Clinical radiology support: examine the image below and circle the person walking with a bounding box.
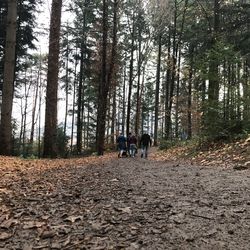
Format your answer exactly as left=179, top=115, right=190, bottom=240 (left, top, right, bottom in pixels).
left=116, top=132, right=127, bottom=157
left=127, top=133, right=137, bottom=157
left=139, top=133, right=152, bottom=158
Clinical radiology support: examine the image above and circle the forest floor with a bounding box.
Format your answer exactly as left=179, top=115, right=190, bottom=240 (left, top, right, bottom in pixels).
left=0, top=137, right=250, bottom=249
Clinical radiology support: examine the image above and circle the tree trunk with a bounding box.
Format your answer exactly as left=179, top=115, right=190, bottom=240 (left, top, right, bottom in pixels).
left=43, top=0, right=62, bottom=158
left=70, top=49, right=78, bottom=153
left=122, top=64, right=126, bottom=135
left=0, top=0, right=17, bottom=156
left=126, top=13, right=135, bottom=138
left=111, top=89, right=116, bottom=145
left=165, top=4, right=177, bottom=140
left=164, top=31, right=171, bottom=139
left=135, top=13, right=143, bottom=138
left=174, top=0, right=188, bottom=138
left=154, top=34, right=162, bottom=146
left=22, top=71, right=32, bottom=154
left=243, top=59, right=250, bottom=128
left=187, top=45, right=194, bottom=139
left=207, top=0, right=220, bottom=134
left=38, top=73, right=43, bottom=158
left=108, top=0, right=118, bottom=145
left=76, top=43, right=84, bottom=154
left=30, top=57, right=41, bottom=145
left=19, top=99, right=24, bottom=154
left=63, top=27, right=70, bottom=139
left=96, top=0, right=108, bottom=155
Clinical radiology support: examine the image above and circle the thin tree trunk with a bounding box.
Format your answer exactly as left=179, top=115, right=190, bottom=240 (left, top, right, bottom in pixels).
left=126, top=13, right=135, bottom=138
left=38, top=74, right=42, bottom=158
left=126, top=15, right=135, bottom=137
left=19, top=99, right=24, bottom=154
left=111, top=89, right=116, bottom=145
left=76, top=44, right=84, bottom=154
left=187, top=46, right=194, bottom=139
left=135, top=14, right=142, bottom=138
left=70, top=49, right=78, bottom=153
left=140, top=64, right=146, bottom=134
left=30, top=57, right=40, bottom=145
left=63, top=26, right=70, bottom=139
left=154, top=34, right=162, bottom=146
left=22, top=72, right=32, bottom=154
left=164, top=31, right=171, bottom=139
left=122, top=63, right=126, bottom=135
left=243, top=59, right=250, bottom=126
left=236, top=63, right=241, bottom=120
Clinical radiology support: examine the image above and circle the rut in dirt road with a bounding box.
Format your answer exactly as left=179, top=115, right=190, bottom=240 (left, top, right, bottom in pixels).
left=0, top=150, right=250, bottom=249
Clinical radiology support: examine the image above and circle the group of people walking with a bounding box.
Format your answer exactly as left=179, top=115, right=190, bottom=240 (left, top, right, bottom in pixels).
left=116, top=132, right=152, bottom=158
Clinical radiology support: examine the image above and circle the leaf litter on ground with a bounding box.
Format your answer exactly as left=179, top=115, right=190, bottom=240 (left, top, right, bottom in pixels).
left=0, top=138, right=250, bottom=249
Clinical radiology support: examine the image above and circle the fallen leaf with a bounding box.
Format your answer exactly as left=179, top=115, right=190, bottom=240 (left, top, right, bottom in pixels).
left=64, top=216, right=83, bottom=223
left=0, top=232, right=12, bottom=240
left=115, top=207, right=132, bottom=214
left=0, top=219, right=18, bottom=229
left=23, top=221, right=45, bottom=229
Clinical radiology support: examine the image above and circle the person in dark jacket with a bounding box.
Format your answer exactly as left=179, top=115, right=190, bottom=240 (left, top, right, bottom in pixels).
left=127, top=133, right=137, bottom=157
left=116, top=133, right=127, bottom=157
left=139, top=133, right=152, bottom=158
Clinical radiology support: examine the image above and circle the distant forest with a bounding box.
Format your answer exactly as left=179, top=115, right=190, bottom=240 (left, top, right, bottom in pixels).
left=0, top=0, right=249, bottom=157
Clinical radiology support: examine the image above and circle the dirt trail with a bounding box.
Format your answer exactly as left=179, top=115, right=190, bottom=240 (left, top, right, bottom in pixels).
left=0, top=149, right=250, bottom=249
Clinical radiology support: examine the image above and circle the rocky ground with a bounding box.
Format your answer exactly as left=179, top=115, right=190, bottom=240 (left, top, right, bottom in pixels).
left=0, top=144, right=250, bottom=249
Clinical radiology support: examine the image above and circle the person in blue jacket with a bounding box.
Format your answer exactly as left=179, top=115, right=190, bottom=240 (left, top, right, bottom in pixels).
left=116, top=133, right=127, bottom=157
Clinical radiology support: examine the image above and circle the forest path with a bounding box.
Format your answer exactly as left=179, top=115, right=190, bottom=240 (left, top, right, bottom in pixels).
left=1, top=149, right=250, bottom=249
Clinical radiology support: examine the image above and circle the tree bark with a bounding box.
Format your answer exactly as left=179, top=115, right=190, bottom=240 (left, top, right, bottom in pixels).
left=96, top=0, right=108, bottom=155
left=135, top=10, right=143, bottom=138
left=154, top=34, right=162, bottom=146
left=164, top=31, right=171, bottom=139
left=30, top=58, right=40, bottom=145
left=207, top=0, right=220, bottom=134
left=63, top=26, right=70, bottom=139
left=165, top=3, right=177, bottom=140
left=126, top=14, right=135, bottom=138
left=70, top=49, right=78, bottom=153
left=0, top=0, right=17, bottom=155
left=187, top=46, right=194, bottom=139
left=43, top=0, right=62, bottom=158
left=108, top=0, right=118, bottom=145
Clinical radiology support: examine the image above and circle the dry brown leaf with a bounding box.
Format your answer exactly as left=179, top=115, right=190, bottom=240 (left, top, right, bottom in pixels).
left=0, top=219, right=18, bottom=229
left=116, top=207, right=132, bottom=214
left=0, top=232, right=12, bottom=240
left=23, top=221, right=45, bottom=229
left=64, top=216, right=83, bottom=223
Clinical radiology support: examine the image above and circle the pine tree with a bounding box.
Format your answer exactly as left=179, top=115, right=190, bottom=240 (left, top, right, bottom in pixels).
left=43, top=0, right=62, bottom=158
left=0, top=0, right=17, bottom=155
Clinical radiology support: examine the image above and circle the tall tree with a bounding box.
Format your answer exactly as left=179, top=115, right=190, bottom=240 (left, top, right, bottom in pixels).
left=43, top=0, right=62, bottom=158
left=154, top=34, right=162, bottom=146
left=126, top=11, right=135, bottom=138
left=206, top=0, right=220, bottom=136
left=96, top=0, right=108, bottom=155
left=0, top=0, right=17, bottom=155
left=108, top=0, right=119, bottom=145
